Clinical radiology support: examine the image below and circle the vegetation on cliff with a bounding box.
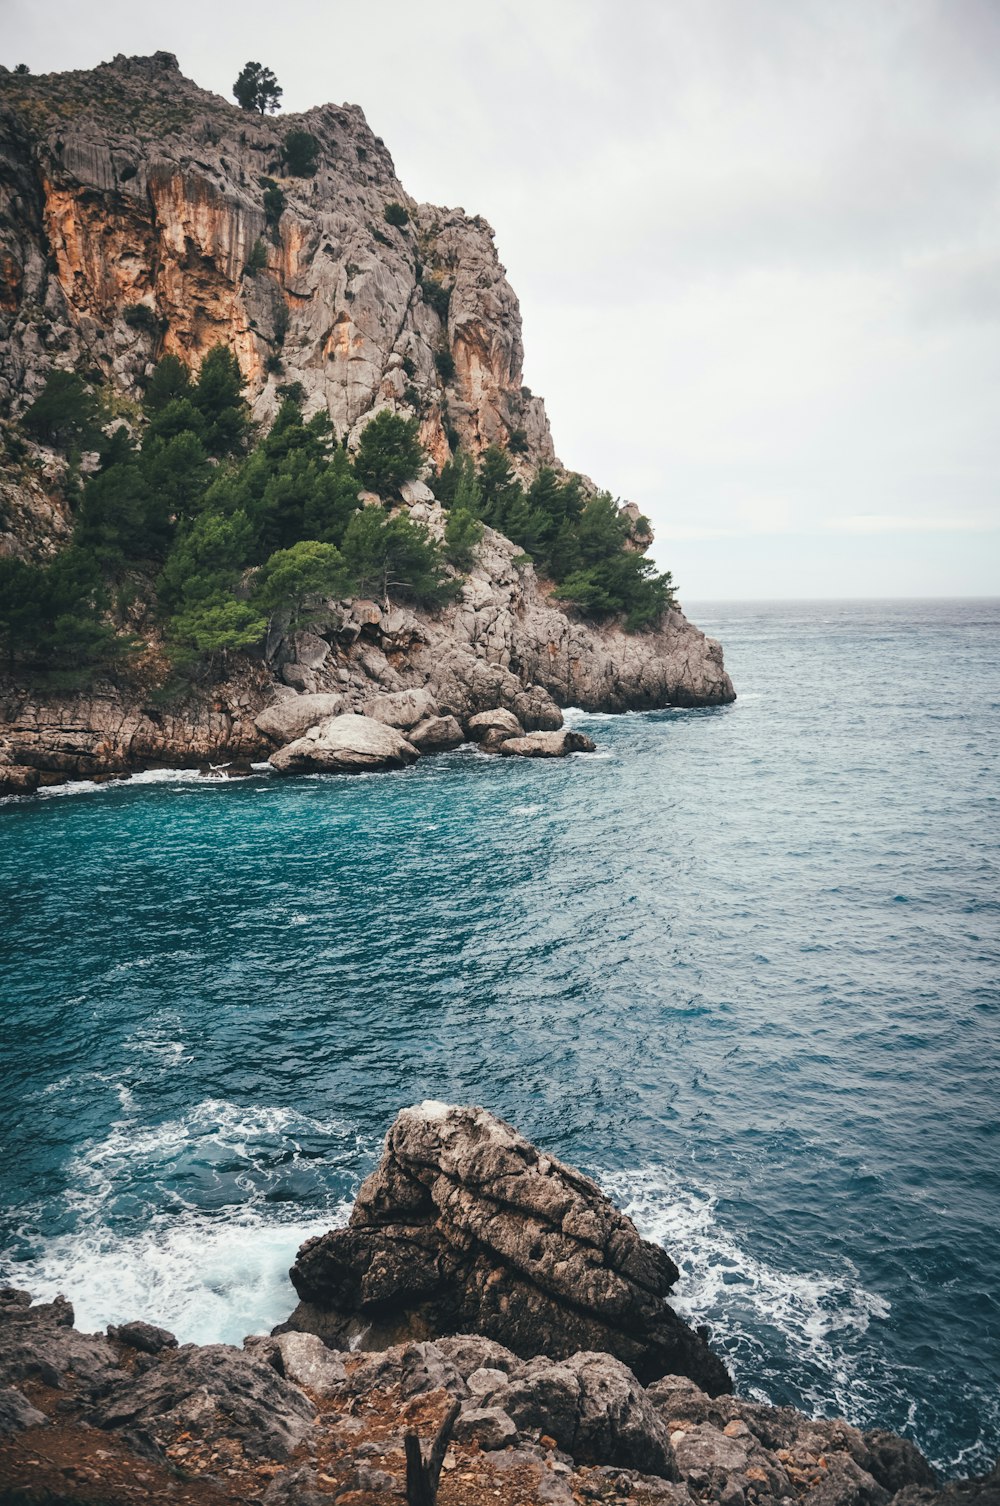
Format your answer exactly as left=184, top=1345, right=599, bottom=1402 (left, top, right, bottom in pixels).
left=0, top=349, right=675, bottom=684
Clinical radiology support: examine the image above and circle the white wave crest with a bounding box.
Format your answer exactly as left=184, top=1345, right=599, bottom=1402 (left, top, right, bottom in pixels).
left=3, top=1098, right=364, bottom=1344
left=603, top=1166, right=890, bottom=1374
left=10, top=1203, right=341, bottom=1346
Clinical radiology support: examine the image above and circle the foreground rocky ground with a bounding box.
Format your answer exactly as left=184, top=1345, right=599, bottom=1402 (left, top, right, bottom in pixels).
left=2, top=1106, right=997, bottom=1506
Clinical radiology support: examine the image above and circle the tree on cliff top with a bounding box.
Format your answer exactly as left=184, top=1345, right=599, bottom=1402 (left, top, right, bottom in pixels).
left=233, top=61, right=282, bottom=115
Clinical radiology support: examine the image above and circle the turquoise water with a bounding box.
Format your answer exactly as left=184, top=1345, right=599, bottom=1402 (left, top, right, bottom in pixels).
left=2, top=599, right=998, bottom=1474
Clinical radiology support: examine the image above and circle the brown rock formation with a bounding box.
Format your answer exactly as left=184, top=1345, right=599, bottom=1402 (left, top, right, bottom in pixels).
left=280, top=1103, right=733, bottom=1395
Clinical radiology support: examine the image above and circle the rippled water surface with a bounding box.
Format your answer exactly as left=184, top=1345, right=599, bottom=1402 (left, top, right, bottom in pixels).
left=2, top=599, right=998, bottom=1474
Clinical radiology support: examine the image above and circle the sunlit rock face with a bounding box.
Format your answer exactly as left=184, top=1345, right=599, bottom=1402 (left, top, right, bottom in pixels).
left=0, top=51, right=555, bottom=468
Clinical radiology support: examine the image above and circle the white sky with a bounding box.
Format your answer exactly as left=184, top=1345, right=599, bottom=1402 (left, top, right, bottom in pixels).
left=4, top=0, right=999, bottom=598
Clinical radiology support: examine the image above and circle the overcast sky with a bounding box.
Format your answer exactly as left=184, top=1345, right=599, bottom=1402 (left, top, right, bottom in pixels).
left=5, top=0, right=999, bottom=597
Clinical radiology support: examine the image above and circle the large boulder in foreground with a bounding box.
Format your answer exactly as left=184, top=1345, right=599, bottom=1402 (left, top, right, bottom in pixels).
left=269, top=713, right=418, bottom=775
left=281, top=1103, right=732, bottom=1394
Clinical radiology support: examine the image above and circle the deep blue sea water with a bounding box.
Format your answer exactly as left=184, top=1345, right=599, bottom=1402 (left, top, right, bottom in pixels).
left=1, top=599, right=998, bottom=1475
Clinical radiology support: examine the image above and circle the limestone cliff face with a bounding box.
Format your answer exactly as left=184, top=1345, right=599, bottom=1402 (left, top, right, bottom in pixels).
left=0, top=51, right=554, bottom=470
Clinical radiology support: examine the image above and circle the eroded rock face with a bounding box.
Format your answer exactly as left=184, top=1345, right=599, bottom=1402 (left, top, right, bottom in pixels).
left=0, top=54, right=556, bottom=473
left=0, top=61, right=734, bottom=780
left=281, top=1103, right=732, bottom=1394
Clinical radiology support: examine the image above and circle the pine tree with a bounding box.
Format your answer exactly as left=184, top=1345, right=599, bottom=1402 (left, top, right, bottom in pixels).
left=233, top=61, right=282, bottom=115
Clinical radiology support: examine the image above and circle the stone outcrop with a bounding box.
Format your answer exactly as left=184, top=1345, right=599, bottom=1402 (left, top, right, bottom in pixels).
left=0, top=52, right=555, bottom=476
left=268, top=712, right=418, bottom=774
left=254, top=691, right=346, bottom=744
left=0, top=1105, right=992, bottom=1506
left=407, top=713, right=465, bottom=751
left=467, top=707, right=525, bottom=741
left=281, top=1102, right=732, bottom=1394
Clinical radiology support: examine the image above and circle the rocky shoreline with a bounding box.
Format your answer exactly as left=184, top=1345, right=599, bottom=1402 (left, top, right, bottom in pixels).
left=1, top=1106, right=995, bottom=1506
left=0, top=517, right=733, bottom=796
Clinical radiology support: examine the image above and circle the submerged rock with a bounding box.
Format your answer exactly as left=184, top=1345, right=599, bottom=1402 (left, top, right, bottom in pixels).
left=268, top=712, right=418, bottom=774
left=281, top=1102, right=732, bottom=1394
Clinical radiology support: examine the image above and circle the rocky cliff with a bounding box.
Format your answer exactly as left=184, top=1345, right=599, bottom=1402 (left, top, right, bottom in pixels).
left=1, top=1107, right=994, bottom=1506
left=0, top=50, right=554, bottom=471
left=0, top=53, right=734, bottom=794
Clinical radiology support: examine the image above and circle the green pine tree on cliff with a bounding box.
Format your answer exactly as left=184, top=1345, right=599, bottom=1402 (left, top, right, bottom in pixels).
left=233, top=61, right=282, bottom=115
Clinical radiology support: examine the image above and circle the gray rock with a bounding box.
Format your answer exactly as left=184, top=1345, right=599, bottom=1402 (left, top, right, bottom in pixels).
left=269, top=713, right=419, bottom=774
left=292, top=632, right=331, bottom=671
left=281, top=663, right=317, bottom=692
left=466, top=708, right=523, bottom=741
left=498, top=730, right=597, bottom=757
left=284, top=1103, right=730, bottom=1394
left=433, top=1334, right=522, bottom=1378
left=495, top=1351, right=678, bottom=1477
left=0, top=1385, right=48, bottom=1435
left=862, top=1430, right=938, bottom=1492
left=255, top=692, right=346, bottom=744
left=453, top=1405, right=518, bottom=1450
left=803, top=1454, right=889, bottom=1506
left=340, top=1340, right=467, bottom=1402
left=408, top=714, right=465, bottom=751
left=467, top=1365, right=511, bottom=1399
left=0, top=1294, right=120, bottom=1395
left=93, top=1342, right=314, bottom=1460
left=271, top=1331, right=346, bottom=1396
left=363, top=686, right=439, bottom=730
left=400, top=479, right=436, bottom=505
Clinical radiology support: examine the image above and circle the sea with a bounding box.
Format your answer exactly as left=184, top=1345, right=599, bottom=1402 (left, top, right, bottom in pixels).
left=1, top=598, right=998, bottom=1475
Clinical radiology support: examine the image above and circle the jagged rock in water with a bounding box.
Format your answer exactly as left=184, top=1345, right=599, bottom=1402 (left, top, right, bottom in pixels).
left=498, top=729, right=597, bottom=757
left=268, top=711, right=418, bottom=774
left=280, top=1102, right=733, bottom=1394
